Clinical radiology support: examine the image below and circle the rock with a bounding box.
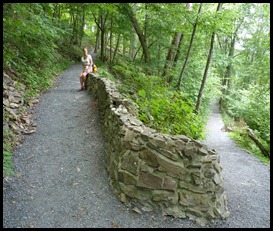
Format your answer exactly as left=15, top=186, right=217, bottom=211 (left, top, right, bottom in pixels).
left=3, top=99, right=10, bottom=107
left=22, top=129, right=36, bottom=135
left=8, top=95, right=15, bottom=102
left=21, top=116, right=31, bottom=124
left=6, top=107, right=18, bottom=117
left=10, top=91, right=22, bottom=98
left=10, top=123, right=21, bottom=134
left=32, top=99, right=39, bottom=104
left=9, top=103, right=20, bottom=108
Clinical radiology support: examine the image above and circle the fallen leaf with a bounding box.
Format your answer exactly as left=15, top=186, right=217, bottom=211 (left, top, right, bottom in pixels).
left=111, top=221, right=119, bottom=228
left=72, top=182, right=79, bottom=186
left=132, top=207, right=142, bottom=214
left=24, top=155, right=34, bottom=161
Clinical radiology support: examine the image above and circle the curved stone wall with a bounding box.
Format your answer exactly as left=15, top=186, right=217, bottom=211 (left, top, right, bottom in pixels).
left=86, top=73, right=229, bottom=226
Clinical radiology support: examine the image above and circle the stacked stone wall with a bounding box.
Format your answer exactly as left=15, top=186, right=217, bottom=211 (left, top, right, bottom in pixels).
left=86, top=73, right=229, bottom=225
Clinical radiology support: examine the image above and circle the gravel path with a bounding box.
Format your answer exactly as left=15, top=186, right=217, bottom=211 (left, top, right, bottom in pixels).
left=3, top=64, right=270, bottom=228
left=202, top=101, right=270, bottom=228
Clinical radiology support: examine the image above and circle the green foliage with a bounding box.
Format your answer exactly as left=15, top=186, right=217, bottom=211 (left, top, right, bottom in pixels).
left=3, top=128, right=17, bottom=177
left=4, top=4, right=69, bottom=67
left=221, top=111, right=270, bottom=164
left=110, top=59, right=205, bottom=140
left=3, top=3, right=72, bottom=102
left=137, top=89, right=205, bottom=139
left=224, top=86, right=270, bottom=145
left=228, top=131, right=269, bottom=165
left=3, top=3, right=73, bottom=175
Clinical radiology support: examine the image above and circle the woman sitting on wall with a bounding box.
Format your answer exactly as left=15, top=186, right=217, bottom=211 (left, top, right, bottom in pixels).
left=79, top=47, right=93, bottom=91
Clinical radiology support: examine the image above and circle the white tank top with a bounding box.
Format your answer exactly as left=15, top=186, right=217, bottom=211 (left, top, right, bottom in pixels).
left=81, top=55, right=92, bottom=68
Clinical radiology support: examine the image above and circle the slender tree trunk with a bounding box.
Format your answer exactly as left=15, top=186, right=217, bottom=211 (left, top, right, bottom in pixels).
left=99, top=12, right=108, bottom=62
left=129, top=30, right=136, bottom=58
left=219, top=17, right=244, bottom=110
left=247, top=128, right=270, bottom=158
left=133, top=44, right=142, bottom=61
left=173, top=33, right=184, bottom=69
left=122, top=3, right=150, bottom=63
left=177, top=3, right=203, bottom=90
left=162, top=32, right=182, bottom=77
left=157, top=37, right=162, bottom=75
left=80, top=6, right=85, bottom=47
left=100, top=14, right=104, bottom=60
left=58, top=3, right=61, bottom=22
left=195, top=3, right=222, bottom=113
left=69, top=7, right=75, bottom=47
left=112, top=33, right=121, bottom=64
left=167, top=34, right=184, bottom=84
left=225, top=36, right=235, bottom=92
left=74, top=4, right=80, bottom=45
left=129, top=3, right=137, bottom=59
left=103, top=30, right=108, bottom=62
left=222, top=37, right=235, bottom=97
left=53, top=4, right=58, bottom=18
left=144, top=3, right=148, bottom=45
left=94, top=14, right=101, bottom=53
left=109, top=14, right=113, bottom=67
left=123, top=36, right=126, bottom=55
left=95, top=28, right=100, bottom=53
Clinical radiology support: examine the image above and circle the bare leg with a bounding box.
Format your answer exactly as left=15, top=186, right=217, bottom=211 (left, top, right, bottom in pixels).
left=82, top=75, right=86, bottom=89
left=79, top=74, right=84, bottom=90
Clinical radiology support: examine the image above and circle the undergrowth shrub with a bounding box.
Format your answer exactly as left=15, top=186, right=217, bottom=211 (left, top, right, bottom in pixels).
left=111, top=62, right=205, bottom=140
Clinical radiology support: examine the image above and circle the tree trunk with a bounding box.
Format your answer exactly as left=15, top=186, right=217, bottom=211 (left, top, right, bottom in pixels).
left=80, top=6, right=85, bottom=47
left=129, top=4, right=137, bottom=59
left=144, top=3, right=148, bottom=45
left=173, top=33, right=184, bottom=69
left=219, top=17, right=244, bottom=110
left=167, top=33, right=184, bottom=84
left=104, top=30, right=108, bottom=60
left=100, top=14, right=104, bottom=60
left=74, top=4, right=80, bottom=45
left=58, top=3, right=61, bottom=22
left=122, top=3, right=151, bottom=63
left=129, top=30, right=136, bottom=58
left=133, top=44, right=142, bottom=61
left=99, top=12, right=108, bottom=62
left=247, top=128, right=270, bottom=158
left=157, top=36, right=162, bottom=75
left=195, top=3, right=222, bottom=113
left=53, top=3, right=58, bottom=18
left=112, top=33, right=121, bottom=64
left=123, top=35, right=126, bottom=55
left=177, top=3, right=203, bottom=91
left=69, top=4, right=75, bottom=47
left=94, top=23, right=100, bottom=53
left=162, top=32, right=182, bottom=78
left=109, top=14, right=113, bottom=68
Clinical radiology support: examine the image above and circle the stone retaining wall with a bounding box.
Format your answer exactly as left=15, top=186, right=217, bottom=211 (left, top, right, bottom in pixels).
left=86, top=73, right=229, bottom=226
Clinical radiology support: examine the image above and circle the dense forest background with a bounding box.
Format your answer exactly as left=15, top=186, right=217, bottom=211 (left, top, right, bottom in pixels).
left=3, top=3, right=270, bottom=176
